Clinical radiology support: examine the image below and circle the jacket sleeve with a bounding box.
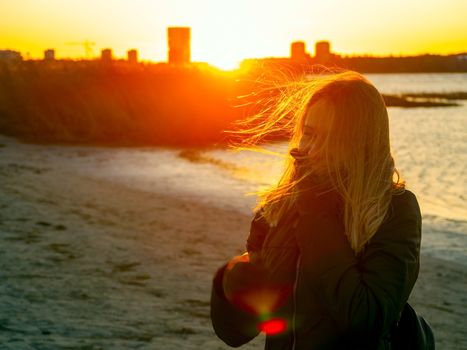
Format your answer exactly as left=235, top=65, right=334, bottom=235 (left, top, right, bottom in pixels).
left=246, top=209, right=270, bottom=252
left=294, top=190, right=421, bottom=341
left=210, top=264, right=260, bottom=347
left=210, top=213, right=268, bottom=347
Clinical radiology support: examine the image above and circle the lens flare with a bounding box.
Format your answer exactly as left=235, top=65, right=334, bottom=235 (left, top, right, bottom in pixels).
left=231, top=285, right=292, bottom=316
left=257, top=318, right=288, bottom=335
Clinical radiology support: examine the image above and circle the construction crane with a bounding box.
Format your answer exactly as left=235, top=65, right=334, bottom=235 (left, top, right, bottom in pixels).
left=65, top=40, right=96, bottom=59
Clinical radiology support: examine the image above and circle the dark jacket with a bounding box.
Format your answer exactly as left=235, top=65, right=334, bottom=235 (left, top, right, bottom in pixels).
left=210, top=189, right=422, bottom=349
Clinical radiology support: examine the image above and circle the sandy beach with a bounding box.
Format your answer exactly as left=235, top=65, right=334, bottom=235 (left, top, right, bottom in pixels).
left=0, top=138, right=465, bottom=349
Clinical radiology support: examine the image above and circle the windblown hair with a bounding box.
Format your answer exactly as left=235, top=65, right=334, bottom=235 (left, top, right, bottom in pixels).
left=240, top=70, right=404, bottom=254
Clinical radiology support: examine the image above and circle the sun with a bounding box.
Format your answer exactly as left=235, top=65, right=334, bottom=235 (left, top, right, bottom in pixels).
left=203, top=55, right=243, bottom=71
left=191, top=29, right=251, bottom=71
left=190, top=30, right=282, bottom=71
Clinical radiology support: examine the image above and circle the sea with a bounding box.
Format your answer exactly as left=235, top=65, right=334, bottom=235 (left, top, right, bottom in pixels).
left=62, top=73, right=467, bottom=266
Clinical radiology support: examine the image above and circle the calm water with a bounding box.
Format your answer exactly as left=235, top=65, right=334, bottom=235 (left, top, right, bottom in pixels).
left=69, top=73, right=467, bottom=265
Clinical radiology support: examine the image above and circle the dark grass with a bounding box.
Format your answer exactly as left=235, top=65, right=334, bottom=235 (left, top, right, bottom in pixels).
left=0, top=61, right=464, bottom=147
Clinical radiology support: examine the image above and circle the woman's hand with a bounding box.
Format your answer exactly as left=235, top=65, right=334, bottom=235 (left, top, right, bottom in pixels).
left=223, top=252, right=266, bottom=302
left=290, top=148, right=342, bottom=215
left=222, top=252, right=293, bottom=315
left=290, top=148, right=331, bottom=190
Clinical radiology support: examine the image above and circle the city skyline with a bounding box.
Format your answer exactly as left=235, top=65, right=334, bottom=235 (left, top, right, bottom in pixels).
left=2, top=36, right=466, bottom=74
left=2, top=0, right=466, bottom=69
left=1, top=31, right=338, bottom=65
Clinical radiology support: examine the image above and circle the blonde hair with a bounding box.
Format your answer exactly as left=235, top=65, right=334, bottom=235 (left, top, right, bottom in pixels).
left=239, top=70, right=404, bottom=254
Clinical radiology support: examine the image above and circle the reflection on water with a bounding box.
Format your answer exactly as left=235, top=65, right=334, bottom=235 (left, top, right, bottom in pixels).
left=389, top=105, right=467, bottom=221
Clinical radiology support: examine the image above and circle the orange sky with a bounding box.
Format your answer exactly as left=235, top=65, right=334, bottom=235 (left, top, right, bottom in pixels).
left=1, top=0, right=466, bottom=69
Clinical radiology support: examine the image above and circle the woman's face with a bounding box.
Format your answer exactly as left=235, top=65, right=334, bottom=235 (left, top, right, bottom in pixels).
left=298, top=99, right=333, bottom=163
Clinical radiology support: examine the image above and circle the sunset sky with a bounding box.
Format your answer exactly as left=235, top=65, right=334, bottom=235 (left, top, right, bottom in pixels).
left=2, top=0, right=466, bottom=69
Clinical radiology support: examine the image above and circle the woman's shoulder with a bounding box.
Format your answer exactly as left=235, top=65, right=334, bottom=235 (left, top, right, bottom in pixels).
left=360, top=189, right=422, bottom=261
left=391, top=188, right=418, bottom=205
left=387, top=188, right=421, bottom=222
left=376, top=188, right=422, bottom=242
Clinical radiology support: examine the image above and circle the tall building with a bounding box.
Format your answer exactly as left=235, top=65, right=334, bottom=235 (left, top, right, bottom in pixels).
left=315, top=41, right=331, bottom=63
left=101, top=48, right=113, bottom=63
left=127, top=49, right=138, bottom=64
left=167, top=27, right=191, bottom=65
left=44, top=49, right=55, bottom=61
left=291, top=41, right=308, bottom=62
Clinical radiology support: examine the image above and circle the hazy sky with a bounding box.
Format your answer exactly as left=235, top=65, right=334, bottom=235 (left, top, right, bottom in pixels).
left=2, top=0, right=466, bottom=69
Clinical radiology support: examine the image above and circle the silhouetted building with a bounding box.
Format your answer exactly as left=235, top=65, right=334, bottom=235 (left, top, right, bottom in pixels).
left=167, top=27, right=191, bottom=65
left=127, top=49, right=138, bottom=64
left=291, top=41, right=309, bottom=62
left=44, top=49, right=55, bottom=61
left=0, top=49, right=22, bottom=63
left=315, top=41, right=331, bottom=63
left=101, top=48, right=113, bottom=63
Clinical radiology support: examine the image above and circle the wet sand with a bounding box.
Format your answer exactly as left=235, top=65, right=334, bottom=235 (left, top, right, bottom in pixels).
left=0, top=140, right=465, bottom=349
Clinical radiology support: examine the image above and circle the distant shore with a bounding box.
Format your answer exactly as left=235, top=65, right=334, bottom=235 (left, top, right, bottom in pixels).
left=0, top=137, right=466, bottom=349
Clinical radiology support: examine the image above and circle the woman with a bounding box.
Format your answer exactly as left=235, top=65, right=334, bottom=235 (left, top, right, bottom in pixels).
left=210, top=71, right=425, bottom=349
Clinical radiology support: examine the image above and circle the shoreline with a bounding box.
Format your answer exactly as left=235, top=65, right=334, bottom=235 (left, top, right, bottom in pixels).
left=0, top=139, right=466, bottom=348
